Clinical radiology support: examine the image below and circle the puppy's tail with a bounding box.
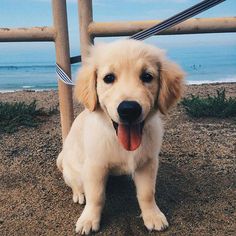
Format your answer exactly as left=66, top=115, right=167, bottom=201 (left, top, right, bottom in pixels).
left=56, top=152, right=64, bottom=172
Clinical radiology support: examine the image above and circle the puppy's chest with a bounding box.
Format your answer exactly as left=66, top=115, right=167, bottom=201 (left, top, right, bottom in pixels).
left=108, top=151, right=149, bottom=175
left=85, top=115, right=158, bottom=174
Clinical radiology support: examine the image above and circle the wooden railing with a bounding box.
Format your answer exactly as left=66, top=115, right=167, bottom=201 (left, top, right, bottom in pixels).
left=0, top=0, right=235, bottom=141
left=0, top=0, right=74, bottom=142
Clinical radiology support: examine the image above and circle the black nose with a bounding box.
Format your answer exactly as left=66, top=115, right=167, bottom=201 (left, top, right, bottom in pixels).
left=117, top=101, right=142, bottom=123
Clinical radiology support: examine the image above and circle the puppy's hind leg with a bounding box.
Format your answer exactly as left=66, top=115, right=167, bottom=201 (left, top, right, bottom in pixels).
left=63, top=167, right=85, bottom=205
left=71, top=181, right=85, bottom=205
left=56, top=151, right=64, bottom=172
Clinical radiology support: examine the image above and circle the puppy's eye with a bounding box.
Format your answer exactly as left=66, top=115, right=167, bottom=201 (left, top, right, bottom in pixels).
left=103, top=73, right=115, bottom=84
left=140, top=71, right=153, bottom=83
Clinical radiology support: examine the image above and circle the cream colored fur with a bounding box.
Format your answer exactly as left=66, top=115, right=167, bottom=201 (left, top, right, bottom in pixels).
left=57, top=39, right=185, bottom=235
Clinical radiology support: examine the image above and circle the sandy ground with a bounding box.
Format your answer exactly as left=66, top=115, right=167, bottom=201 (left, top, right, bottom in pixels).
left=0, top=83, right=235, bottom=236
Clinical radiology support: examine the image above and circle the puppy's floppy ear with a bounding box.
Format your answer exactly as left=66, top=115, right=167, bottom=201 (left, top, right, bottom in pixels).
left=157, top=60, right=185, bottom=114
left=74, top=64, right=97, bottom=111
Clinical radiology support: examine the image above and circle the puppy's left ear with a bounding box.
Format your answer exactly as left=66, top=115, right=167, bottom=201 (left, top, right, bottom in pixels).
left=157, top=60, right=185, bottom=114
left=74, top=64, right=97, bottom=111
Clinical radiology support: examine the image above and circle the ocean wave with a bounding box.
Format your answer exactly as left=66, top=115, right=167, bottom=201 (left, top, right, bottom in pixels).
left=0, top=64, right=80, bottom=70
left=22, top=85, right=35, bottom=89
left=0, top=88, right=57, bottom=93
left=0, top=65, right=56, bottom=70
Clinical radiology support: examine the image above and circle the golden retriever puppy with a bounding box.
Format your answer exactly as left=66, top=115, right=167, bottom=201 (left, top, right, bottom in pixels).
left=57, top=39, right=185, bottom=234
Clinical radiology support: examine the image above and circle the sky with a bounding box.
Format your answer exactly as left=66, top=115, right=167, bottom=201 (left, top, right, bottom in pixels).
left=0, top=0, right=235, bottom=64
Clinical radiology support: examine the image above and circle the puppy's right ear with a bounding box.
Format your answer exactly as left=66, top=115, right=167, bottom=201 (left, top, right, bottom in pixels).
left=157, top=60, right=185, bottom=114
left=74, top=64, right=97, bottom=111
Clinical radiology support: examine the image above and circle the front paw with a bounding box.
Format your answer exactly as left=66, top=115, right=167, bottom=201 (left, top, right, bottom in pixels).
left=75, top=206, right=101, bottom=235
left=142, top=208, right=169, bottom=231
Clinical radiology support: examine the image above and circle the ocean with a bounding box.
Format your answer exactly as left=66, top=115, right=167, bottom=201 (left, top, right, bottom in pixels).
left=0, top=44, right=235, bottom=92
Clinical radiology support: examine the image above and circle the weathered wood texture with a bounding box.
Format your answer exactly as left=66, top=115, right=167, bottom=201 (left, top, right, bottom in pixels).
left=0, top=27, right=55, bottom=42
left=89, top=17, right=236, bottom=37
left=78, top=0, right=94, bottom=59
left=52, top=0, right=74, bottom=141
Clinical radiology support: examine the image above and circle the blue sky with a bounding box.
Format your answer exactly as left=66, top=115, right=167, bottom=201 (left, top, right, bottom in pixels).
left=0, top=0, right=235, bottom=64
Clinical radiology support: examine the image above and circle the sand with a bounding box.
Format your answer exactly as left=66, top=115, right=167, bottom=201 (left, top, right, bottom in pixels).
left=0, top=83, right=235, bottom=236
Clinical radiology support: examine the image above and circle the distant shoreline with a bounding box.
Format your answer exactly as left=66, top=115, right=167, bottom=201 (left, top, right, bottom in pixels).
left=0, top=81, right=236, bottom=94
left=0, top=88, right=57, bottom=94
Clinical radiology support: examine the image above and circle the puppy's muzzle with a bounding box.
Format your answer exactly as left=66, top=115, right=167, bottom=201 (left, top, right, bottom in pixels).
left=117, top=101, right=142, bottom=123
left=113, top=101, right=143, bottom=152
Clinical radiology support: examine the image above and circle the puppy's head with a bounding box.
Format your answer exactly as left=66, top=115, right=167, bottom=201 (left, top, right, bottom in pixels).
left=75, top=40, right=185, bottom=151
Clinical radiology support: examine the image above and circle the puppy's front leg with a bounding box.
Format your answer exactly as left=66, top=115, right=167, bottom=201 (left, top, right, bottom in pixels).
left=134, top=158, right=169, bottom=231
left=76, top=162, right=108, bottom=235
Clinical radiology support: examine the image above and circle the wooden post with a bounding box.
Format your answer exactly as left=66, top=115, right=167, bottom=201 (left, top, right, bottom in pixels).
left=78, top=0, right=94, bottom=60
left=52, top=0, right=74, bottom=142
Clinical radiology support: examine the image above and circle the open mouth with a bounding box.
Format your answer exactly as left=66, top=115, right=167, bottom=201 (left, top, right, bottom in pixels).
left=112, top=121, right=145, bottom=151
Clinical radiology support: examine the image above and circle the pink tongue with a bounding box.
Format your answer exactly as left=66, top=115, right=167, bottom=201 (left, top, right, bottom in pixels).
left=117, top=123, right=142, bottom=151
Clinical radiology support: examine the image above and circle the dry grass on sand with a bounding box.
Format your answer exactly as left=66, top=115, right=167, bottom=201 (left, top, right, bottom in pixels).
left=0, top=83, right=235, bottom=236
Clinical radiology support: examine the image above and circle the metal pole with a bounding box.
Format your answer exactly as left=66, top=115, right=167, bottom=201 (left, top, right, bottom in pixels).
left=52, top=0, right=74, bottom=142
left=78, top=0, right=94, bottom=60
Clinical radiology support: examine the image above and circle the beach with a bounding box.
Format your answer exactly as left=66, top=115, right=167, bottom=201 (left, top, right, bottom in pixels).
left=0, top=82, right=235, bottom=235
